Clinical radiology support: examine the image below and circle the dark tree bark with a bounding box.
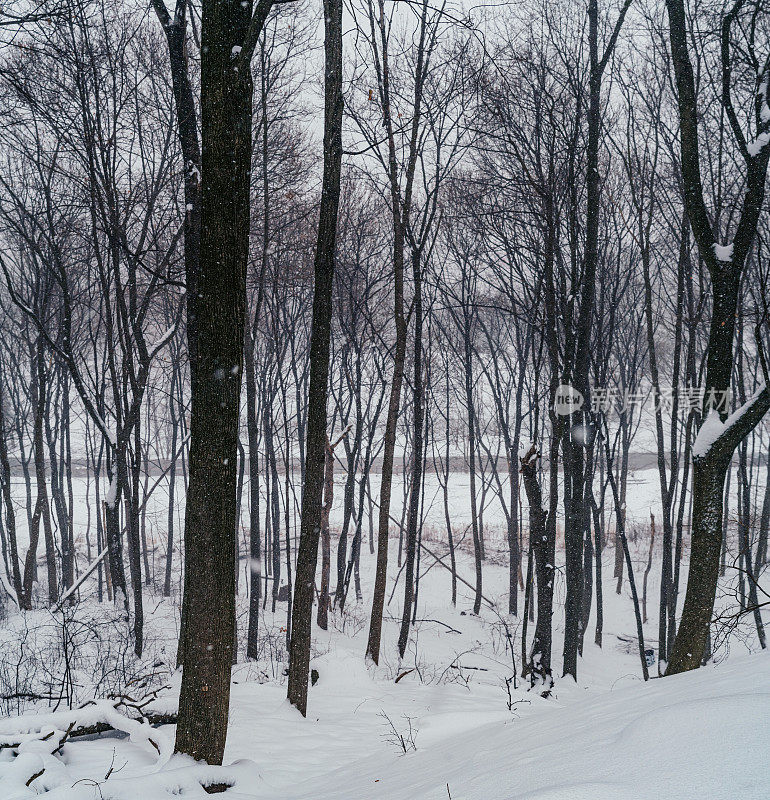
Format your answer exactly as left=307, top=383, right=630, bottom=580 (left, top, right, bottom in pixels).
left=520, top=445, right=554, bottom=688
left=151, top=0, right=202, bottom=373
left=590, top=490, right=603, bottom=647
left=398, top=248, right=425, bottom=657
left=0, top=373, right=22, bottom=604
left=164, top=359, right=180, bottom=598
left=665, top=0, right=770, bottom=674
left=317, top=437, right=337, bottom=630
left=264, top=397, right=281, bottom=612
left=175, top=0, right=276, bottom=764
left=245, top=320, right=262, bottom=660
left=563, top=0, right=632, bottom=680
left=757, top=457, right=770, bottom=570
left=462, top=300, right=483, bottom=616
left=643, top=513, right=655, bottom=624
left=30, top=345, right=57, bottom=605
left=364, top=0, right=409, bottom=666
left=286, top=0, right=343, bottom=716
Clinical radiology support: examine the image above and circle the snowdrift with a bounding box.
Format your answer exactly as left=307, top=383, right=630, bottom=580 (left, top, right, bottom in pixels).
left=2, top=651, right=768, bottom=799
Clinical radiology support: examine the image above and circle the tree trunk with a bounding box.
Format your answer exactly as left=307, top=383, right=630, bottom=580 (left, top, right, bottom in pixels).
left=32, top=350, right=57, bottom=604
left=287, top=0, right=343, bottom=716
left=317, top=438, right=334, bottom=630
left=643, top=513, right=655, bottom=624
left=0, top=377, right=22, bottom=604
left=151, top=0, right=202, bottom=374
left=175, top=0, right=256, bottom=763
left=667, top=457, right=728, bottom=673
left=398, top=249, right=424, bottom=657
left=463, top=313, right=483, bottom=616
left=245, top=325, right=262, bottom=660
left=520, top=446, right=553, bottom=688
left=757, top=457, right=770, bottom=570
left=664, top=0, right=770, bottom=673
left=364, top=0, right=412, bottom=666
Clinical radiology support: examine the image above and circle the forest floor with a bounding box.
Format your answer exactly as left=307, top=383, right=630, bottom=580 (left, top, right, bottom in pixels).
left=1, top=469, right=768, bottom=798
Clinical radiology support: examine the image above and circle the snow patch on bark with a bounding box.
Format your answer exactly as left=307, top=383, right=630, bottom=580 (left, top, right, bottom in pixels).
left=712, top=242, right=734, bottom=261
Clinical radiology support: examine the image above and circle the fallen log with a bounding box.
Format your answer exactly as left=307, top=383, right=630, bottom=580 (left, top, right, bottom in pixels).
left=0, top=697, right=177, bottom=752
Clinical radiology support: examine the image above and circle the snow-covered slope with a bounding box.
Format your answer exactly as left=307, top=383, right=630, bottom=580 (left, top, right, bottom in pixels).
left=250, top=652, right=770, bottom=800
left=4, top=650, right=767, bottom=799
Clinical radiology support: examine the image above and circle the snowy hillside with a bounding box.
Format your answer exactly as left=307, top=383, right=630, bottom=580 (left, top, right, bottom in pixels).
left=3, top=648, right=768, bottom=799
left=267, top=652, right=770, bottom=800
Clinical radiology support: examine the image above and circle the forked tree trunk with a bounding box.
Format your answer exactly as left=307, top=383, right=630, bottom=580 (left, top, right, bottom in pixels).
left=151, top=0, right=202, bottom=373
left=664, top=0, right=770, bottom=674
left=364, top=67, right=408, bottom=668
left=563, top=0, right=631, bottom=680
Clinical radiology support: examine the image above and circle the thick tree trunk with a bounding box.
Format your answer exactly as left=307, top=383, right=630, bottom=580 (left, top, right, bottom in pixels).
left=664, top=0, right=770, bottom=672
left=667, top=458, right=728, bottom=673
left=174, top=0, right=255, bottom=763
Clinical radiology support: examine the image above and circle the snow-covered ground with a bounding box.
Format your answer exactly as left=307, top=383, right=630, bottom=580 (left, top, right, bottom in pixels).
left=1, top=467, right=768, bottom=798
left=3, top=582, right=769, bottom=798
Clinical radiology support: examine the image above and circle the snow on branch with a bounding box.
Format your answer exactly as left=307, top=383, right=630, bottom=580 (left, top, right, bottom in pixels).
left=692, top=383, right=770, bottom=461
left=747, top=131, right=770, bottom=156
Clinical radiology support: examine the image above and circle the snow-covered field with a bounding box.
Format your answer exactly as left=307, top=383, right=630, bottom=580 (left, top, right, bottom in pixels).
left=2, top=463, right=728, bottom=583
left=1, top=468, right=768, bottom=798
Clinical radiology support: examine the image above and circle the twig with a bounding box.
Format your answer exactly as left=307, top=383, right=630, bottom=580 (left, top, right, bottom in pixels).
left=395, top=668, right=415, bottom=683
left=26, top=768, right=44, bottom=787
